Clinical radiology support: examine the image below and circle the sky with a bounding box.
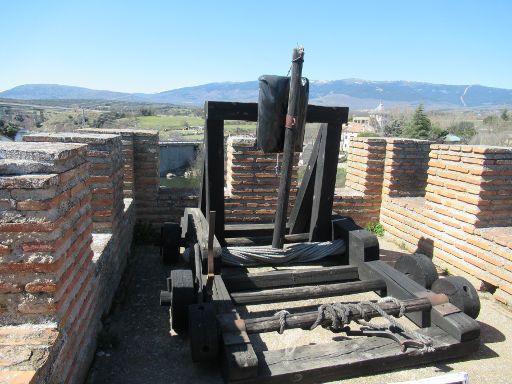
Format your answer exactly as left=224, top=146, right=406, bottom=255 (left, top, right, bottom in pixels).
left=1, top=0, right=511, bottom=93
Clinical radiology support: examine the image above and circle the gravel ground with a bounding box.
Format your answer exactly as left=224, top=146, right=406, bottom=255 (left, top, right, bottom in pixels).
left=86, top=244, right=512, bottom=384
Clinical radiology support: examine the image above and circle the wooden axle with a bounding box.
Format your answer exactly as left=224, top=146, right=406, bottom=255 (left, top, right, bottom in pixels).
left=225, top=232, right=310, bottom=247
left=222, top=265, right=359, bottom=291
left=230, top=279, right=386, bottom=305
left=219, top=297, right=433, bottom=334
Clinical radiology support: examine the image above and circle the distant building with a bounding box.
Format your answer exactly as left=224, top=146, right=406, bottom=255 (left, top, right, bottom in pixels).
left=341, top=122, right=375, bottom=152
left=352, top=116, right=370, bottom=125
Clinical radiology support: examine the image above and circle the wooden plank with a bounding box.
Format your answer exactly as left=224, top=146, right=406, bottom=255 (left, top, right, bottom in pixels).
left=204, top=117, right=225, bottom=244
left=205, top=101, right=349, bottom=124
left=198, top=157, right=206, bottom=214
left=222, top=265, right=358, bottom=291
left=309, top=123, right=342, bottom=242
left=225, top=223, right=292, bottom=238
left=185, top=208, right=222, bottom=272
left=287, top=127, right=322, bottom=234
left=358, top=260, right=480, bottom=341
left=224, top=232, right=309, bottom=247
left=236, top=297, right=432, bottom=334
left=209, top=275, right=259, bottom=381
left=233, top=326, right=478, bottom=384
left=230, top=279, right=386, bottom=305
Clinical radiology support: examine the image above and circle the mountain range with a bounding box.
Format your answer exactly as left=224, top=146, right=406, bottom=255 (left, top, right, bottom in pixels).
left=1, top=79, right=512, bottom=109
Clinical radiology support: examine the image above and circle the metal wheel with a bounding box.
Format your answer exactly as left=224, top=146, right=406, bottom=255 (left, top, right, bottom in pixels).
left=431, top=276, right=480, bottom=319
left=394, top=254, right=439, bottom=288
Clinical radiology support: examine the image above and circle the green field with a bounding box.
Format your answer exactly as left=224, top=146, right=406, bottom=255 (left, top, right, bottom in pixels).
left=117, top=115, right=257, bottom=140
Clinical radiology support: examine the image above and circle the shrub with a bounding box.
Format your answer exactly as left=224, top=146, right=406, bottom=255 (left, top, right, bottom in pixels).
left=365, top=221, right=385, bottom=237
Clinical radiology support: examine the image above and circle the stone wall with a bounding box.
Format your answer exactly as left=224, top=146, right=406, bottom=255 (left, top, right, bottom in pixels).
left=377, top=143, right=512, bottom=307
left=0, top=137, right=135, bottom=383
left=23, top=133, right=125, bottom=234
left=335, top=137, right=387, bottom=226
left=225, top=136, right=298, bottom=223
left=78, top=128, right=160, bottom=224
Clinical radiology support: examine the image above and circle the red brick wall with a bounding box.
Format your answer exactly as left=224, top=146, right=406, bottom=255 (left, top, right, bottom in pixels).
left=379, top=143, right=512, bottom=307
left=225, top=136, right=298, bottom=223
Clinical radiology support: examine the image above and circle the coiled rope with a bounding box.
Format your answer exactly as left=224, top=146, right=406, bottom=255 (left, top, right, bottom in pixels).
left=273, top=297, right=434, bottom=352
left=221, top=239, right=345, bottom=267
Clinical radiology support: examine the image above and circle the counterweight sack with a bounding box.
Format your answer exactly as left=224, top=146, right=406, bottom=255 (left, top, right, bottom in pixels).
left=256, top=75, right=309, bottom=153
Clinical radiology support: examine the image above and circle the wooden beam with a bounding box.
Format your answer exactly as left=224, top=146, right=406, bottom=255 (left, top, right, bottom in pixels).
left=222, top=265, right=359, bottom=291
left=221, top=297, right=432, bottom=334
left=309, top=123, right=342, bottom=242
left=230, top=279, right=386, bottom=305
left=184, top=208, right=222, bottom=272
left=204, top=101, right=349, bottom=124
left=204, top=116, right=225, bottom=244
left=272, top=47, right=305, bottom=249
left=207, top=275, right=258, bottom=381
left=224, top=232, right=309, bottom=247
left=225, top=223, right=289, bottom=238
left=238, top=327, right=478, bottom=384
left=287, top=127, right=322, bottom=234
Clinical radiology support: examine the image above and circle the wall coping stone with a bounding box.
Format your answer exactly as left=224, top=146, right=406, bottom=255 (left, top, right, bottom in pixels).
left=0, top=142, right=87, bottom=162
left=24, top=132, right=120, bottom=144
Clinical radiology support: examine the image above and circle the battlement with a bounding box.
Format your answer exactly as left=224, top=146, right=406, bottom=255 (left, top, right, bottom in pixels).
left=2, top=130, right=512, bottom=383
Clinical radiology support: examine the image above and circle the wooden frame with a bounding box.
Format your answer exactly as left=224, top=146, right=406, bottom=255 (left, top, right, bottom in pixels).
left=164, top=101, right=480, bottom=384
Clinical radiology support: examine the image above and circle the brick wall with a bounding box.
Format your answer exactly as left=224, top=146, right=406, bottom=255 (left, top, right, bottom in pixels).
left=378, top=142, right=512, bottom=307
left=79, top=128, right=134, bottom=198
left=0, top=139, right=135, bottom=384
left=23, top=132, right=125, bottom=234
left=78, top=128, right=160, bottom=224
left=382, top=138, right=432, bottom=198
left=335, top=137, right=387, bottom=226
left=225, top=136, right=298, bottom=223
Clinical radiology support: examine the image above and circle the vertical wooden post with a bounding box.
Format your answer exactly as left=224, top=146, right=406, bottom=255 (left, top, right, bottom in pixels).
left=272, top=47, right=305, bottom=249
left=203, top=103, right=225, bottom=244
left=309, top=122, right=342, bottom=241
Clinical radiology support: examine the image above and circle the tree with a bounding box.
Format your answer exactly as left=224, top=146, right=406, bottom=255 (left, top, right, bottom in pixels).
left=383, top=119, right=404, bottom=137
left=402, top=105, right=432, bottom=139
left=448, top=121, right=477, bottom=143
left=0, top=120, right=20, bottom=139
left=430, top=125, right=449, bottom=142
left=501, top=109, right=509, bottom=121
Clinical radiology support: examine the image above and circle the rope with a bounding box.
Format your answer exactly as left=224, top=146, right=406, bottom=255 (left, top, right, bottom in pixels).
left=274, top=297, right=434, bottom=352
left=273, top=310, right=290, bottom=334
left=221, top=239, right=345, bottom=267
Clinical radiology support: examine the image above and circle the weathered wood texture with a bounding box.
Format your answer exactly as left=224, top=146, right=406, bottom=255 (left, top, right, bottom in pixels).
left=225, top=223, right=289, bottom=238
left=184, top=208, right=222, bottom=272
left=309, top=123, right=342, bottom=242
left=232, top=297, right=431, bottom=334
left=288, top=128, right=322, bottom=234
left=205, top=101, right=348, bottom=124
left=233, top=326, right=478, bottom=384
left=222, top=265, right=358, bottom=291
left=272, top=48, right=305, bottom=249
left=207, top=275, right=259, bottom=381
left=230, top=279, right=386, bottom=305
left=202, top=117, right=225, bottom=243
left=224, top=232, right=309, bottom=247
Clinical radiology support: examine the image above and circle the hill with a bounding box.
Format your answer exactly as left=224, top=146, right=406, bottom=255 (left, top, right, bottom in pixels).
left=2, top=80, right=512, bottom=108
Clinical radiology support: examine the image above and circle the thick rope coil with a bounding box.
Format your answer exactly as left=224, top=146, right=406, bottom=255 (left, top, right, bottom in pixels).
left=274, top=310, right=291, bottom=334
left=306, top=297, right=434, bottom=352
left=221, top=239, right=345, bottom=267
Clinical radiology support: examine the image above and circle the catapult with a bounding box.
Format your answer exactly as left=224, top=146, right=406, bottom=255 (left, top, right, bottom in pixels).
left=160, top=48, right=480, bottom=383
